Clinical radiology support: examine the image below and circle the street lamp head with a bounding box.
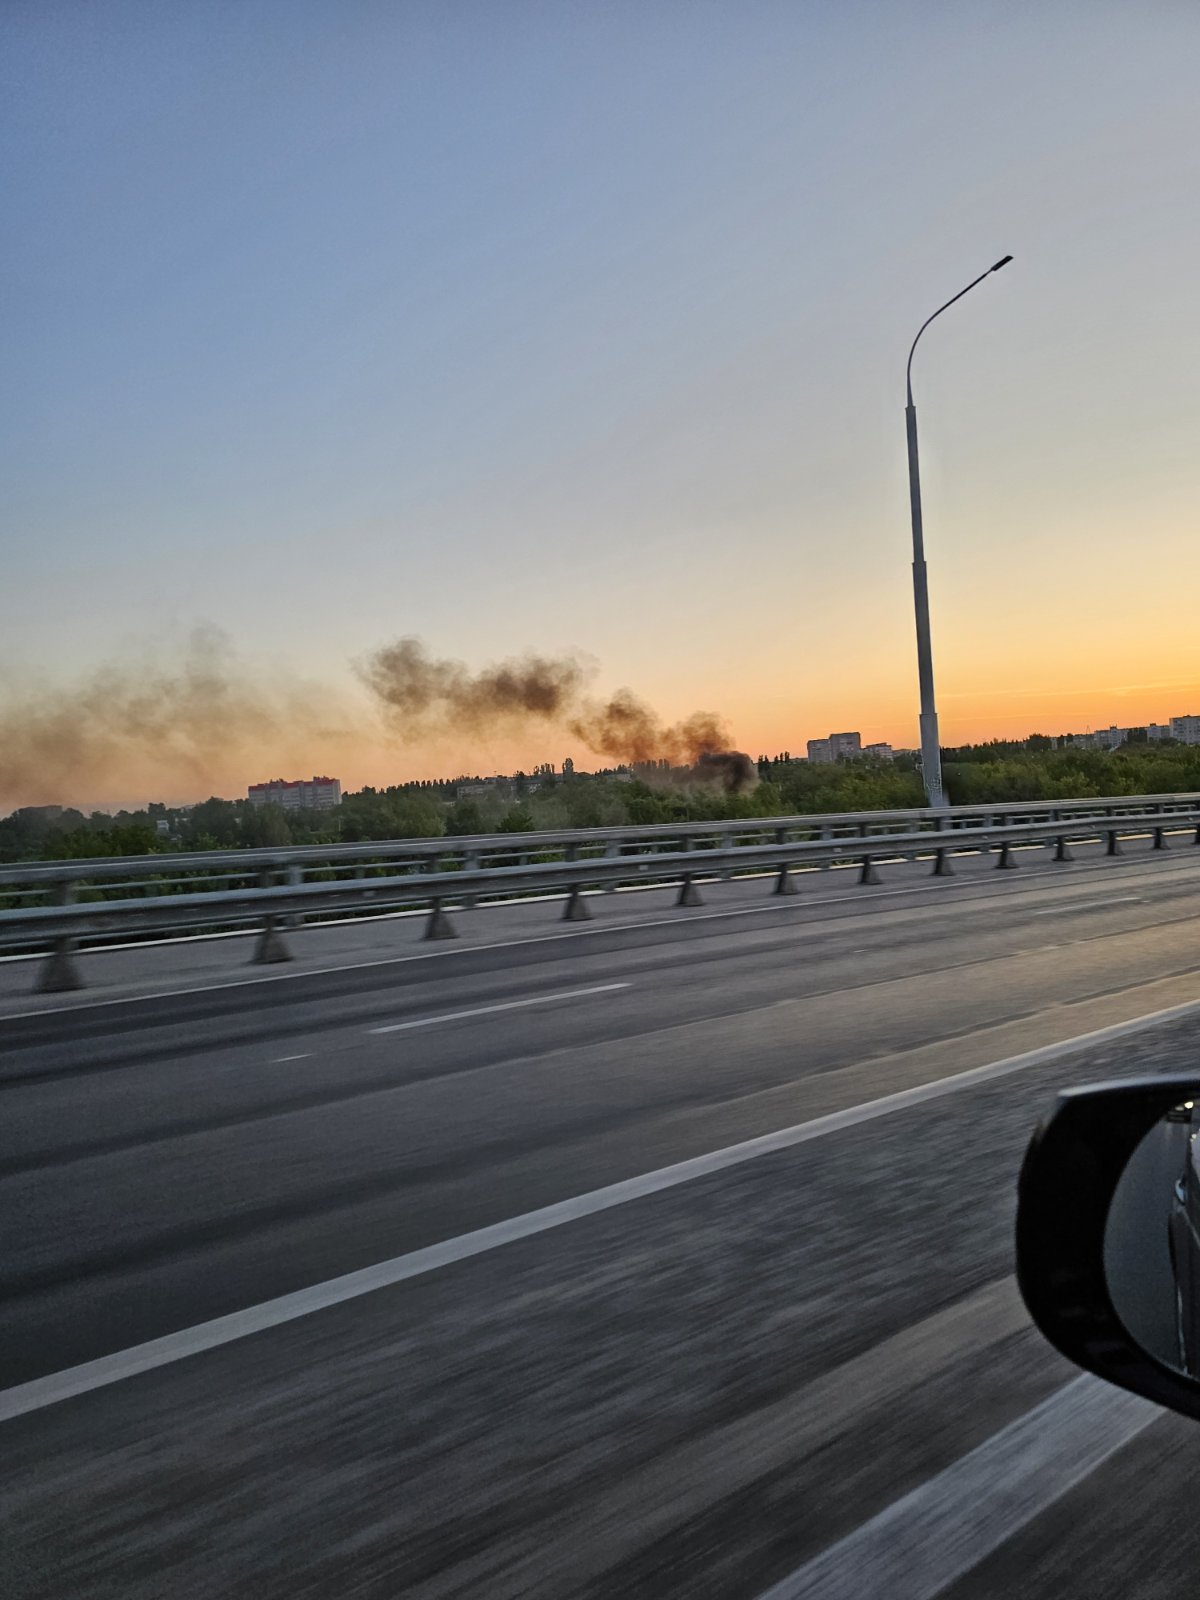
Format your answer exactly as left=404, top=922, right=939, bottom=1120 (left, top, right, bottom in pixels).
left=906, top=252, right=1015, bottom=403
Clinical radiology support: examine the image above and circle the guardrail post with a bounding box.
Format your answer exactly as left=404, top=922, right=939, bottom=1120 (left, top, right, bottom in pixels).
left=253, top=870, right=293, bottom=962
left=858, top=856, right=881, bottom=886
left=1106, top=829, right=1122, bottom=856
left=931, top=846, right=955, bottom=877
left=603, top=839, right=621, bottom=892
left=461, top=851, right=480, bottom=908
left=284, top=864, right=303, bottom=928
left=1152, top=826, right=1169, bottom=851
left=718, top=833, right=735, bottom=881
left=772, top=865, right=798, bottom=896
left=424, top=899, right=459, bottom=939
left=1054, top=836, right=1074, bottom=863
left=36, top=879, right=85, bottom=993
left=676, top=874, right=703, bottom=907
left=996, top=841, right=1019, bottom=869
left=563, top=884, right=592, bottom=921
left=254, top=915, right=293, bottom=963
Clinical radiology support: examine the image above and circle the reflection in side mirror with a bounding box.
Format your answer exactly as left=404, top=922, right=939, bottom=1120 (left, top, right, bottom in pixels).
left=1017, top=1075, right=1200, bottom=1424
left=1105, top=1101, right=1200, bottom=1376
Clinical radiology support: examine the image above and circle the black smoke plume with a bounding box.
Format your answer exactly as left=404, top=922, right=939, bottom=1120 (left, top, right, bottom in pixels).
left=360, top=638, right=745, bottom=776
left=358, top=638, right=586, bottom=731
left=693, top=749, right=759, bottom=794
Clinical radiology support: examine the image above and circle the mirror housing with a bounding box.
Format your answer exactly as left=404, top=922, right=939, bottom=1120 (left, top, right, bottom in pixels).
left=1017, top=1074, right=1200, bottom=1422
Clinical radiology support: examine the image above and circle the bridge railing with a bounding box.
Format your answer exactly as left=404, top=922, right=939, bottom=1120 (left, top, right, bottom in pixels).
left=2, top=790, right=1198, bottom=898
left=2, top=797, right=1198, bottom=994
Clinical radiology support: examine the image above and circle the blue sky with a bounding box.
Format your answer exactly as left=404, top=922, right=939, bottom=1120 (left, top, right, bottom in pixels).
left=3, top=2, right=1199, bottom=798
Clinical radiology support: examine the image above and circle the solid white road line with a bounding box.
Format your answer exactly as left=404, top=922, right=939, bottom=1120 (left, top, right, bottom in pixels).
left=3, top=994, right=1199, bottom=1425
left=366, top=983, right=631, bottom=1034
left=1031, top=895, right=1143, bottom=915
left=755, top=1374, right=1158, bottom=1600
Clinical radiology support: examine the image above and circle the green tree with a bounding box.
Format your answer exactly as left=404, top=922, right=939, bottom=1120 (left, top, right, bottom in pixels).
left=445, top=799, right=485, bottom=836
left=339, top=788, right=444, bottom=842
left=183, top=798, right=241, bottom=847
left=241, top=804, right=293, bottom=847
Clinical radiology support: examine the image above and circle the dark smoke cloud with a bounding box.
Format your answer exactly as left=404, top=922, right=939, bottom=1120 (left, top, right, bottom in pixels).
left=361, top=638, right=741, bottom=771
left=693, top=749, right=760, bottom=795
left=0, top=627, right=355, bottom=811
left=569, top=691, right=731, bottom=768
left=359, top=638, right=586, bottom=730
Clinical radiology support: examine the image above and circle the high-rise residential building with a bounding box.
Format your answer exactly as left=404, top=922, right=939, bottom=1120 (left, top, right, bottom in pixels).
left=807, top=732, right=863, bottom=762
left=248, top=776, right=342, bottom=810
left=1170, top=715, right=1200, bottom=745
left=864, top=742, right=895, bottom=760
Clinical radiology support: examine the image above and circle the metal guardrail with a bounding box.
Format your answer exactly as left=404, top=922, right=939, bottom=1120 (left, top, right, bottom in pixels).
left=2, top=802, right=1198, bottom=995
left=3, top=791, right=1199, bottom=892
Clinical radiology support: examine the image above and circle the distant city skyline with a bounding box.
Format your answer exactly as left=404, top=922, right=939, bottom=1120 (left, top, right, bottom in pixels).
left=8, top=701, right=1199, bottom=819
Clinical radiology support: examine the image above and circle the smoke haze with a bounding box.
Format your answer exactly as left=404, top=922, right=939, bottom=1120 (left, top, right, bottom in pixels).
left=0, top=632, right=750, bottom=810
left=0, top=628, right=357, bottom=811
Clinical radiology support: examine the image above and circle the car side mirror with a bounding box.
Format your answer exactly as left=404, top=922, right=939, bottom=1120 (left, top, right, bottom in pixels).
left=1017, top=1074, right=1200, bottom=1422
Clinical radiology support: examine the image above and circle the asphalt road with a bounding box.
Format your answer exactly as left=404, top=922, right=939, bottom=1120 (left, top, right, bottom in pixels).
left=3, top=836, right=1200, bottom=1597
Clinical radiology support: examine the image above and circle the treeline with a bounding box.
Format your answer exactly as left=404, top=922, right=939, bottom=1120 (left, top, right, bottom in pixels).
left=2, top=743, right=1198, bottom=862
left=941, top=741, right=1200, bottom=804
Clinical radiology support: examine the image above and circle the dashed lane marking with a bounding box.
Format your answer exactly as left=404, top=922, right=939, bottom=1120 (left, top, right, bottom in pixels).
left=367, top=983, right=632, bottom=1034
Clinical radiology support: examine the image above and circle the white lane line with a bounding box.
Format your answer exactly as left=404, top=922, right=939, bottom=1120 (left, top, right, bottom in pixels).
left=4, top=994, right=1200, bottom=1425
left=1031, top=895, right=1143, bottom=916
left=366, top=983, right=631, bottom=1035
left=754, top=1374, right=1158, bottom=1600
left=270, top=1053, right=311, bottom=1064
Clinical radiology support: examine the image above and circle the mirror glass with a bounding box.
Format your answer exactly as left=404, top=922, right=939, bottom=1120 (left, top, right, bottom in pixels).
left=1105, top=1100, right=1200, bottom=1374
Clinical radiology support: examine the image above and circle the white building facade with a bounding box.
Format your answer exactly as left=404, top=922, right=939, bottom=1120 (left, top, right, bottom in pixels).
left=248, top=776, right=342, bottom=810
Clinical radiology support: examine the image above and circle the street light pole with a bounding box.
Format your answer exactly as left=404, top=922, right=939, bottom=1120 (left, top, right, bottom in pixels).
left=905, top=254, right=1012, bottom=809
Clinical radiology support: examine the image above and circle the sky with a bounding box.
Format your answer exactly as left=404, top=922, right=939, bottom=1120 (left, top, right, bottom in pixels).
left=3, top=1, right=1199, bottom=807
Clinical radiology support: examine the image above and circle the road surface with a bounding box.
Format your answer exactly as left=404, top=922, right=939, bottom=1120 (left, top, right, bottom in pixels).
left=3, top=835, right=1200, bottom=1597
